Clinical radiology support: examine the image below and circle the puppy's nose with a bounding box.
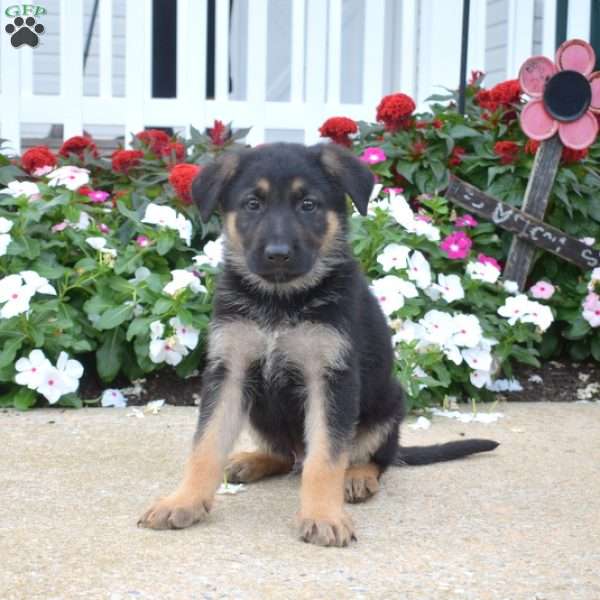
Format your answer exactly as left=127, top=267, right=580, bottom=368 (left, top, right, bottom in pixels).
left=265, top=243, right=291, bottom=264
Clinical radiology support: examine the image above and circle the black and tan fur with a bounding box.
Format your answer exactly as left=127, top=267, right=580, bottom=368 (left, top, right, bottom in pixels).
left=138, top=143, right=498, bottom=547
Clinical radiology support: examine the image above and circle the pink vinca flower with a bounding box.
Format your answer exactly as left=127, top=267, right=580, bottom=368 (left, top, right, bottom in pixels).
left=88, top=190, right=110, bottom=203
left=98, top=223, right=110, bottom=234
left=52, top=222, right=68, bottom=233
left=455, top=214, right=478, bottom=227
left=519, top=39, right=600, bottom=150
left=440, top=231, right=472, bottom=260
left=136, top=235, right=150, bottom=248
left=582, top=292, right=600, bottom=327
left=529, top=280, right=555, bottom=299
left=383, top=187, right=404, bottom=195
left=360, top=147, right=386, bottom=165
left=477, top=253, right=501, bottom=270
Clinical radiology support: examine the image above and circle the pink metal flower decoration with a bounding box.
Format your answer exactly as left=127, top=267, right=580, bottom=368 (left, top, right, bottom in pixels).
left=519, top=39, right=600, bottom=150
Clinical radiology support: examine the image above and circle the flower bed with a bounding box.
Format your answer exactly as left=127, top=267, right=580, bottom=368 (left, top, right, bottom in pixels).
left=1, top=74, right=599, bottom=410
left=0, top=123, right=245, bottom=409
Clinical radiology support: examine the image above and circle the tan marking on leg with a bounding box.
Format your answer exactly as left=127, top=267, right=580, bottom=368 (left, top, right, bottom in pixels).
left=350, top=422, right=393, bottom=465
left=225, top=451, right=294, bottom=483
left=139, top=322, right=262, bottom=531
left=291, top=177, right=306, bottom=192
left=344, top=463, right=381, bottom=504
left=297, top=350, right=355, bottom=547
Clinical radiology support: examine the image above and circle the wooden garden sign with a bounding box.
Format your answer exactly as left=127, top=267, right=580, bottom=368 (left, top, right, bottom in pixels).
left=446, top=39, right=600, bottom=290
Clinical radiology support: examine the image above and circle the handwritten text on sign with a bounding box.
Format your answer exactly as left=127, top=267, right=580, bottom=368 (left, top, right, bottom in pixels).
left=446, top=177, right=600, bottom=269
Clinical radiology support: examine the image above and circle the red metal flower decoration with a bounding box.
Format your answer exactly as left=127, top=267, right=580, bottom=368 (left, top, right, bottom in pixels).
left=519, top=39, right=600, bottom=150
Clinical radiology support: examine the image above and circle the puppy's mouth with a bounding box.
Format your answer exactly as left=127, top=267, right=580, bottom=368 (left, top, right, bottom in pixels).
left=254, top=268, right=305, bottom=284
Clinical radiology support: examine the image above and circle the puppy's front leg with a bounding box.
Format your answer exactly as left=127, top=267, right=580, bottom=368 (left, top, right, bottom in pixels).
left=138, top=360, right=247, bottom=530
left=298, top=369, right=357, bottom=547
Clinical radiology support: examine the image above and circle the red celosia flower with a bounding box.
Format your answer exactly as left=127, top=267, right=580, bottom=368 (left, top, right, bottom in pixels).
left=376, top=93, right=416, bottom=132
left=318, top=117, right=358, bottom=147
left=449, top=146, right=466, bottom=166
left=135, top=129, right=171, bottom=154
left=410, top=140, right=427, bottom=160
left=59, top=135, right=98, bottom=159
left=524, top=138, right=587, bottom=164
left=21, top=146, right=57, bottom=175
left=208, top=120, right=227, bottom=146
left=169, top=163, right=201, bottom=204
left=161, top=142, right=186, bottom=163
left=475, top=79, right=521, bottom=112
left=111, top=149, right=144, bottom=173
left=524, top=139, right=540, bottom=155
left=469, top=70, right=485, bottom=86
left=493, top=141, right=520, bottom=165
left=561, top=147, right=588, bottom=164
left=432, top=118, right=443, bottom=129
left=78, top=186, right=92, bottom=196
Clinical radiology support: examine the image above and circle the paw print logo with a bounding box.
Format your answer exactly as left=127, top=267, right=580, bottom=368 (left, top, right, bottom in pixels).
left=5, top=16, right=45, bottom=48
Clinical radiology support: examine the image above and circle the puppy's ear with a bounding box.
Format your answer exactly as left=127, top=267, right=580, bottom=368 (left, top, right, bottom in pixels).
left=314, top=143, right=375, bottom=216
left=191, top=152, right=241, bottom=222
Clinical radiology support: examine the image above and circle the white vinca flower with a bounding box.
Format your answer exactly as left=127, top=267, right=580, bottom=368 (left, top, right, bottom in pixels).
left=15, top=350, right=83, bottom=404
left=47, top=166, right=90, bottom=191
left=389, top=194, right=440, bottom=241
left=451, top=314, right=482, bottom=348
left=466, top=261, right=500, bottom=284
left=142, top=203, right=193, bottom=246
left=420, top=310, right=455, bottom=347
left=376, top=243, right=411, bottom=273
left=406, top=251, right=432, bottom=289
left=461, top=346, right=493, bottom=372
left=169, top=317, right=200, bottom=351
left=0, top=272, right=56, bottom=319
left=470, top=369, right=493, bottom=389
left=14, top=349, right=52, bottom=389
left=101, top=389, right=127, bottom=408
left=431, top=274, right=464, bottom=303
left=370, top=275, right=418, bottom=316
left=0, top=180, right=41, bottom=199
left=497, top=294, right=531, bottom=325
left=0, top=216, right=13, bottom=256
left=163, top=269, right=207, bottom=296
left=193, top=236, right=225, bottom=268
left=502, top=280, right=519, bottom=294
left=86, top=237, right=117, bottom=266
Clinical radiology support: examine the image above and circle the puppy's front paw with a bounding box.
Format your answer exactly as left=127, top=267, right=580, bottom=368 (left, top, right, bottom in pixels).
left=137, top=494, right=211, bottom=530
left=298, top=511, right=356, bottom=547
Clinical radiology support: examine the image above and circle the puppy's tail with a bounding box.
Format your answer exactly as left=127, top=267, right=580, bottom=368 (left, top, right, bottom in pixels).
left=394, top=439, right=499, bottom=466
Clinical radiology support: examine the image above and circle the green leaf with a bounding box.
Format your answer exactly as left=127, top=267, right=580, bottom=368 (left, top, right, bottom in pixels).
left=96, top=304, right=135, bottom=330
left=448, top=124, right=480, bottom=138
left=394, top=161, right=418, bottom=183
left=562, top=317, right=591, bottom=340
left=96, top=328, right=125, bottom=381
left=0, top=337, right=23, bottom=368
left=591, top=335, right=600, bottom=362
left=156, top=234, right=175, bottom=255
left=126, top=317, right=153, bottom=341
left=13, top=388, right=38, bottom=411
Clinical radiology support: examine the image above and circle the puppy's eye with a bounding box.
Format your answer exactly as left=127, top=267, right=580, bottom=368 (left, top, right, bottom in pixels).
left=245, top=196, right=262, bottom=211
left=301, top=197, right=317, bottom=212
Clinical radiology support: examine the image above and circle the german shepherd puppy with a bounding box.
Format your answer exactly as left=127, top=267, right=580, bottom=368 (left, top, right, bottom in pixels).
left=138, top=143, right=498, bottom=546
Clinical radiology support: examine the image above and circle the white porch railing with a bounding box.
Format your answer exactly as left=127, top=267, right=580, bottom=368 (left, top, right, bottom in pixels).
left=0, top=0, right=575, bottom=154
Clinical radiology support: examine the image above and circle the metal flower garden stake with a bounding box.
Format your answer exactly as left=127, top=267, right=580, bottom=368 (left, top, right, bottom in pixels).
left=447, top=39, right=600, bottom=290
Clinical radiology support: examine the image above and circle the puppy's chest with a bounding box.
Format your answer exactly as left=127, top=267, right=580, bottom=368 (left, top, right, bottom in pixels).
left=209, top=319, right=349, bottom=381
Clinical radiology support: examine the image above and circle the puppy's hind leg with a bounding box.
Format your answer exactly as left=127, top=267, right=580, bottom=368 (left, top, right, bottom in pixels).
left=225, top=451, right=294, bottom=483
left=344, top=463, right=381, bottom=503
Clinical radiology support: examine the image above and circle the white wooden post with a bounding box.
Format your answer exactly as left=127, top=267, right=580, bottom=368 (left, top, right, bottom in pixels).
left=304, top=0, right=327, bottom=144
left=362, top=0, right=385, bottom=108
left=290, top=0, right=306, bottom=104
left=567, top=0, right=591, bottom=40
left=0, top=0, right=21, bottom=154
left=506, top=0, right=535, bottom=78
left=467, top=0, right=487, bottom=74
left=327, top=0, right=342, bottom=106
left=542, top=0, right=557, bottom=56
left=177, top=0, right=208, bottom=137
left=399, top=0, right=417, bottom=98
left=99, top=0, right=113, bottom=99
left=214, top=0, right=231, bottom=103
left=125, top=0, right=147, bottom=144
left=60, top=0, right=84, bottom=139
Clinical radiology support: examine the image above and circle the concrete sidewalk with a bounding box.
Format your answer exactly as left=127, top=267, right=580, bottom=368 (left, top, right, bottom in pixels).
left=1, top=403, right=599, bottom=599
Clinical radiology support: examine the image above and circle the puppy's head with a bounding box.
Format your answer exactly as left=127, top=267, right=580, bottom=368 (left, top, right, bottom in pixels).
left=192, top=143, right=374, bottom=291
